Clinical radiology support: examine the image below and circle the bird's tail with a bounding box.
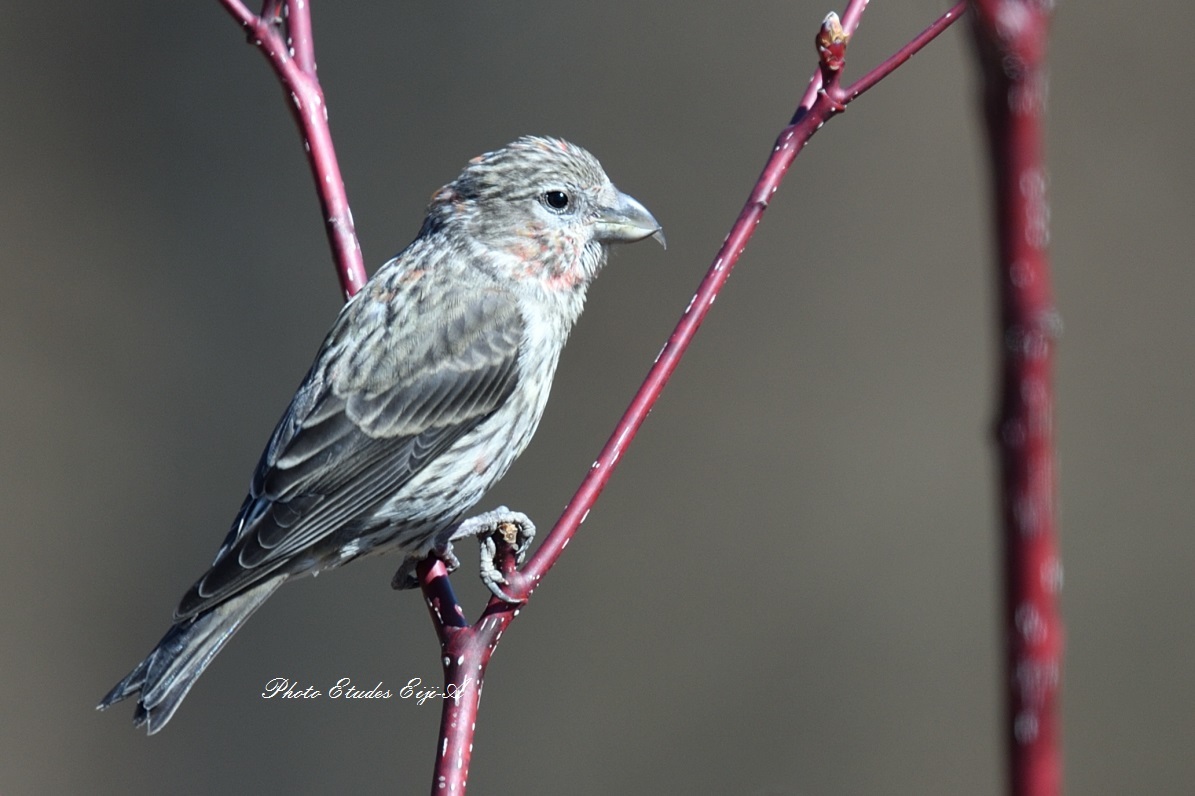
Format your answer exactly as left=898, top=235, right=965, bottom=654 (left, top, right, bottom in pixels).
left=97, top=575, right=286, bottom=734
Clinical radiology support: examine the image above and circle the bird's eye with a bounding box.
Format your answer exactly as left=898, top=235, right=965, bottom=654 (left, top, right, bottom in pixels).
left=542, top=190, right=571, bottom=213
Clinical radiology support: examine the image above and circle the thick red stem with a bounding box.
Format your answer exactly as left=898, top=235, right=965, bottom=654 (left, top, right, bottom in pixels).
left=972, top=2, right=1063, bottom=794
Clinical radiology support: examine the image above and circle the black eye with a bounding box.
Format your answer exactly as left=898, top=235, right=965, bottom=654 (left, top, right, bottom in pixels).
left=542, top=190, right=571, bottom=212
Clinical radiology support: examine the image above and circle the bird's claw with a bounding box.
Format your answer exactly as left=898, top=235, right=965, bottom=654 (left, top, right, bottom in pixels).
left=392, top=507, right=535, bottom=601
left=454, top=506, right=535, bottom=603
left=391, top=544, right=461, bottom=590
left=478, top=536, right=518, bottom=602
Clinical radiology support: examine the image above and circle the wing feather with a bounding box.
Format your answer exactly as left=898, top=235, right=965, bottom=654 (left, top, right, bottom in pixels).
left=175, top=280, right=524, bottom=619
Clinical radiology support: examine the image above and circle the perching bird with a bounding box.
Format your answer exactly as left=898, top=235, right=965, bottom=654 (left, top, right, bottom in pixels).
left=98, top=136, right=663, bottom=734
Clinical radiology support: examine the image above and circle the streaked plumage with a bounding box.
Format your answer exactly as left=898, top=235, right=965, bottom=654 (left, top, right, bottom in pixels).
left=98, top=136, right=662, bottom=733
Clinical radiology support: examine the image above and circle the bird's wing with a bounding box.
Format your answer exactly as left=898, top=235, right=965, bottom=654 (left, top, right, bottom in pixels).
left=175, top=281, right=525, bottom=619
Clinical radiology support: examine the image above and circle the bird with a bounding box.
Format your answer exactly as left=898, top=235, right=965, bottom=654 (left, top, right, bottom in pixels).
left=97, top=135, right=664, bottom=734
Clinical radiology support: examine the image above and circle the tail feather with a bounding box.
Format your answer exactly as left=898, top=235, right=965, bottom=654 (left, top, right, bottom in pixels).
left=97, top=575, right=286, bottom=734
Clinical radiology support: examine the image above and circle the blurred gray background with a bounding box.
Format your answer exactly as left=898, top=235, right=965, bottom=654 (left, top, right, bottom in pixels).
left=2, top=1, right=1191, bottom=793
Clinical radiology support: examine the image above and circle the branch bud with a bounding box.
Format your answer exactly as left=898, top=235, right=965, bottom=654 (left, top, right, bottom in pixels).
left=817, top=12, right=849, bottom=72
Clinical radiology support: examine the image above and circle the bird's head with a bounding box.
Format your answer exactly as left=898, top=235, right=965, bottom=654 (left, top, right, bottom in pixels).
left=424, top=136, right=663, bottom=292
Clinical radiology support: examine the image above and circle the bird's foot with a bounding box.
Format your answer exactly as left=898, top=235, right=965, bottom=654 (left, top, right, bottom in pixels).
left=390, top=507, right=535, bottom=603
left=391, top=546, right=462, bottom=590
left=455, top=506, right=536, bottom=603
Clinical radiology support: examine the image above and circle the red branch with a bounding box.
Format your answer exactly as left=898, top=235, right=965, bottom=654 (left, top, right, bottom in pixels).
left=971, top=2, right=1062, bottom=795
left=418, top=3, right=967, bottom=793
left=219, top=0, right=368, bottom=299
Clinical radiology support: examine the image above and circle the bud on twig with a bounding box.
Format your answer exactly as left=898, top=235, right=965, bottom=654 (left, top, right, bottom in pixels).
left=817, top=12, right=849, bottom=72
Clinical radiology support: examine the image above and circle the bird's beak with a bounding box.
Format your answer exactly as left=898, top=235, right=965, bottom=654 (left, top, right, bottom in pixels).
left=594, top=190, right=666, bottom=249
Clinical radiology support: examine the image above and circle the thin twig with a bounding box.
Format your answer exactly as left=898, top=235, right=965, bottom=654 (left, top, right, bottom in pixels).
left=420, top=4, right=967, bottom=793
left=218, top=0, right=367, bottom=299
left=521, top=0, right=969, bottom=610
